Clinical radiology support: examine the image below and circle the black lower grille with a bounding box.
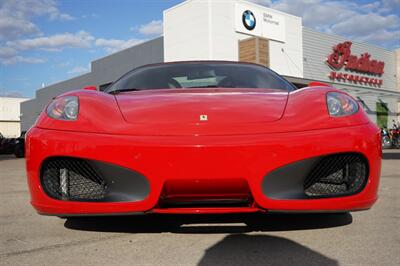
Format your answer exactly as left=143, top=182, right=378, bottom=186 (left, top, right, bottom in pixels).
left=304, top=153, right=368, bottom=198
left=41, top=158, right=106, bottom=201
left=159, top=197, right=253, bottom=209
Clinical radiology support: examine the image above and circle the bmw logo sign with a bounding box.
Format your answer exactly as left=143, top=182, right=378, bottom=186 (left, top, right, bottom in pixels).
left=242, top=10, right=256, bottom=31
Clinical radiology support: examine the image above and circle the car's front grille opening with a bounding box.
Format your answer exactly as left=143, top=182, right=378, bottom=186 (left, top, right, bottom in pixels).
left=158, top=178, right=253, bottom=209
left=41, top=157, right=106, bottom=201
left=304, top=153, right=368, bottom=198
left=159, top=196, right=253, bottom=209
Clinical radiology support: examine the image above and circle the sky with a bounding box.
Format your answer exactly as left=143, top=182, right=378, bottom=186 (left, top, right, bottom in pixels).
left=0, top=0, right=399, bottom=98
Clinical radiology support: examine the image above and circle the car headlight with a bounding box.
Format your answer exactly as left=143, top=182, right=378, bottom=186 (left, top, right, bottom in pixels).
left=47, top=96, right=79, bottom=120
left=327, top=92, right=359, bottom=117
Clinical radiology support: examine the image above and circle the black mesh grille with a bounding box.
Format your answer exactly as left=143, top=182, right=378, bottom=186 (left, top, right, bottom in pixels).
left=41, top=158, right=106, bottom=201
left=304, top=153, right=368, bottom=198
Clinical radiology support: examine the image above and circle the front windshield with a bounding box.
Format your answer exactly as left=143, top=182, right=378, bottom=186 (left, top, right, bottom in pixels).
left=106, top=62, right=295, bottom=93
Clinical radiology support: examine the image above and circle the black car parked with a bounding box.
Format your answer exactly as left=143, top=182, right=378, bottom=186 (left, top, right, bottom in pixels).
left=0, top=132, right=25, bottom=158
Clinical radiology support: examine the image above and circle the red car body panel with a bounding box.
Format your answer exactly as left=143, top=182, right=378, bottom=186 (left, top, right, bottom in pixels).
left=25, top=84, right=381, bottom=216
left=34, top=87, right=371, bottom=136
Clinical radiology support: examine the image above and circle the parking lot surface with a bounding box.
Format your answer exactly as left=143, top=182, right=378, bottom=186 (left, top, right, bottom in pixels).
left=1, top=151, right=399, bottom=265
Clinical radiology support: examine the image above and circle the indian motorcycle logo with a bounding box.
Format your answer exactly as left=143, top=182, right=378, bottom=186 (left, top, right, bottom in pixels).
left=326, top=41, right=385, bottom=86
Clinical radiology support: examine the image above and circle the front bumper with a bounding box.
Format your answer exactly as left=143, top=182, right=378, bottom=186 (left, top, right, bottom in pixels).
left=26, top=123, right=381, bottom=215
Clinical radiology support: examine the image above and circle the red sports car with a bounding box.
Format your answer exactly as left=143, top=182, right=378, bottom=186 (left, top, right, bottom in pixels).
left=25, top=61, right=381, bottom=216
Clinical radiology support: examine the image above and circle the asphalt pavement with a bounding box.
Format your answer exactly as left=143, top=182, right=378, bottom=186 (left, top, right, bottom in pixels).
left=1, top=151, right=399, bottom=265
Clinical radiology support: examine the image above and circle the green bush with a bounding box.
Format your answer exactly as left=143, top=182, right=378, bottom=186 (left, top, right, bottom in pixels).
left=376, top=102, right=388, bottom=128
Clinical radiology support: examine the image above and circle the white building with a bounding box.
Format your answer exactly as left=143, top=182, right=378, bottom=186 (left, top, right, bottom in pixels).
left=0, top=97, right=29, bottom=138
left=164, top=0, right=303, bottom=78
left=21, top=0, right=400, bottom=132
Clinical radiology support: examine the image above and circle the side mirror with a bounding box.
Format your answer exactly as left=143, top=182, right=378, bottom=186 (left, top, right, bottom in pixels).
left=82, top=85, right=97, bottom=91
left=308, top=81, right=330, bottom=87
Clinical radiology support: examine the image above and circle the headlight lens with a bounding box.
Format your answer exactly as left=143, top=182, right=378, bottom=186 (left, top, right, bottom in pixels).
left=47, top=96, right=79, bottom=120
left=327, top=92, right=359, bottom=117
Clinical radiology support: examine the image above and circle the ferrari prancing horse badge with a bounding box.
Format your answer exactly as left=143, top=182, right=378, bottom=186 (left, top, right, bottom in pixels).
left=200, top=115, right=208, bottom=121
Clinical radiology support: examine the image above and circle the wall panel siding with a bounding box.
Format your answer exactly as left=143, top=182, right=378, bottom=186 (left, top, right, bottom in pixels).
left=239, top=37, right=269, bottom=67
left=258, top=38, right=270, bottom=67
left=1, top=97, right=28, bottom=136
left=0, top=122, right=20, bottom=138
left=303, top=27, right=397, bottom=92
left=239, top=38, right=257, bottom=63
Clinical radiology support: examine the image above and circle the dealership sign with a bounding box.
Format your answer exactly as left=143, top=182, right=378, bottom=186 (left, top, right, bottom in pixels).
left=242, top=10, right=256, bottom=31
left=235, top=3, right=286, bottom=42
left=326, top=41, right=385, bottom=86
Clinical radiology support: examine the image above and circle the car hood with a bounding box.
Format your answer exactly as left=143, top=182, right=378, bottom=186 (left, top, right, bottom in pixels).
left=114, top=88, right=288, bottom=135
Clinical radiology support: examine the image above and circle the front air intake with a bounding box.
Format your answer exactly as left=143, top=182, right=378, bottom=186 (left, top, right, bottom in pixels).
left=41, top=158, right=106, bottom=201
left=304, top=153, right=368, bottom=198
left=262, top=153, right=369, bottom=200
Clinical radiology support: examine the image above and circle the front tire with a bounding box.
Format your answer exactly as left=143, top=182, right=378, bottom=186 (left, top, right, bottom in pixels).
left=14, top=144, right=24, bottom=158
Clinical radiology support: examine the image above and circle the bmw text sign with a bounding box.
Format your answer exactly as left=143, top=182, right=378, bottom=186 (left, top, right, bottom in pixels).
left=235, top=3, right=286, bottom=42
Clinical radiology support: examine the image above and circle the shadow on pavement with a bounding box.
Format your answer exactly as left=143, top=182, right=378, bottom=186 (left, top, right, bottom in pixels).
left=64, top=212, right=352, bottom=234
left=0, top=155, right=20, bottom=161
left=382, top=151, right=400, bottom=160
left=198, top=234, right=338, bottom=266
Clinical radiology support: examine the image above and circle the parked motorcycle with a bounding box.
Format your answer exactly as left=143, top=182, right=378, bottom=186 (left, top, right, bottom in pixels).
left=390, top=128, right=400, bottom=149
left=381, top=128, right=392, bottom=149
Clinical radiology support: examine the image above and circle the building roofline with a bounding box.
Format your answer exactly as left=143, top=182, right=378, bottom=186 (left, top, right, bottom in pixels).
left=163, top=0, right=302, bottom=20
left=35, top=72, right=92, bottom=95
left=163, top=0, right=194, bottom=14
left=0, top=96, right=30, bottom=100
left=91, top=37, right=163, bottom=64
left=303, top=27, right=397, bottom=53
left=237, top=0, right=302, bottom=20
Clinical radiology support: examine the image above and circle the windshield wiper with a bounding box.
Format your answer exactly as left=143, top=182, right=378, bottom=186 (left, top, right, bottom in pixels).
left=108, top=88, right=142, bottom=95
left=189, top=85, right=220, bottom=88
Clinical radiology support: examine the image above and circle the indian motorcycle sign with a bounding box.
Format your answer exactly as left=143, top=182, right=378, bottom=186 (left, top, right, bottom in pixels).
left=326, top=41, right=385, bottom=86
